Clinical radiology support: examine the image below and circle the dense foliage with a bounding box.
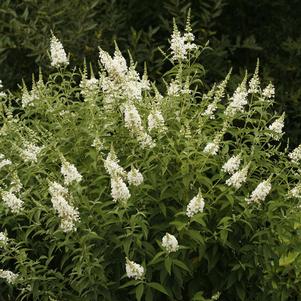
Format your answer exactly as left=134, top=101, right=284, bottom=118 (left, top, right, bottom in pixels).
left=0, top=22, right=301, bottom=300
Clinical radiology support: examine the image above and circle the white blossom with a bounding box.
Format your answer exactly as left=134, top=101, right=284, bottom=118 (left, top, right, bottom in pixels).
left=91, top=137, right=104, bottom=151
left=0, top=232, right=8, bottom=247
left=186, top=191, right=205, bottom=218
left=124, top=102, right=143, bottom=133
left=226, top=164, right=249, bottom=189
left=104, top=150, right=126, bottom=178
left=167, top=79, right=181, bottom=96
left=125, top=258, right=145, bottom=280
left=246, top=179, right=272, bottom=204
left=20, top=143, right=43, bottom=163
left=222, top=154, right=241, bottom=175
left=127, top=167, right=143, bottom=186
left=0, top=154, right=11, bottom=169
left=262, top=83, right=275, bottom=99
left=79, top=76, right=99, bottom=101
left=248, top=61, right=260, bottom=94
left=0, top=269, right=18, bottom=285
left=61, top=159, right=82, bottom=185
left=288, top=145, right=301, bottom=163
left=50, top=34, right=69, bottom=68
left=148, top=109, right=166, bottom=132
left=49, top=181, right=80, bottom=232
left=21, top=87, right=39, bottom=107
left=268, top=113, right=285, bottom=140
left=203, top=141, right=219, bottom=156
left=111, top=176, right=131, bottom=203
left=2, top=191, right=23, bottom=213
left=225, top=75, right=248, bottom=116
left=288, top=184, right=301, bottom=199
left=170, top=22, right=197, bottom=62
left=162, top=233, right=179, bottom=253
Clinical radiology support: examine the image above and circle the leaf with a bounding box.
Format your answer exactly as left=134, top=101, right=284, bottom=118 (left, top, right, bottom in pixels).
left=173, top=259, right=191, bottom=274
left=148, top=282, right=169, bottom=296
left=136, top=283, right=144, bottom=301
left=164, top=256, right=172, bottom=275
left=279, top=251, right=299, bottom=266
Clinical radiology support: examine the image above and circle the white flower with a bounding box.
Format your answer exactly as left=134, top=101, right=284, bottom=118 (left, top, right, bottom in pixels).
left=248, top=61, right=260, bottom=94
left=268, top=113, right=285, bottom=140
left=246, top=180, right=272, bottom=204
left=0, top=232, right=8, bottom=247
left=80, top=76, right=99, bottom=101
left=61, top=159, right=82, bottom=185
left=0, top=154, right=11, bottom=169
left=162, top=233, right=179, bottom=253
left=170, top=22, right=197, bottom=62
left=91, top=137, right=104, bottom=151
left=226, top=164, right=249, bottom=189
left=203, top=141, right=219, bottom=155
left=0, top=91, right=6, bottom=99
left=148, top=109, right=166, bottom=132
left=127, top=167, right=143, bottom=186
left=262, top=83, right=275, bottom=99
left=9, top=172, right=22, bottom=194
left=104, top=150, right=126, bottom=178
left=288, top=145, right=301, bottom=163
left=186, top=191, right=205, bottom=218
left=124, top=102, right=143, bottom=133
left=2, top=191, right=23, bottom=213
left=222, top=154, right=241, bottom=175
left=125, top=258, right=144, bottom=280
left=288, top=184, right=301, bottom=199
left=111, top=176, right=131, bottom=203
left=50, top=34, right=69, bottom=68
left=167, top=80, right=181, bottom=96
left=21, top=143, right=43, bottom=163
left=49, top=181, right=80, bottom=232
left=225, top=76, right=248, bottom=116
left=202, top=103, right=217, bottom=119
left=0, top=269, right=18, bottom=285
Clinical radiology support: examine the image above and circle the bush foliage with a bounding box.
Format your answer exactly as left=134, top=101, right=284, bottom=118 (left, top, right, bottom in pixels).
left=0, top=21, right=301, bottom=301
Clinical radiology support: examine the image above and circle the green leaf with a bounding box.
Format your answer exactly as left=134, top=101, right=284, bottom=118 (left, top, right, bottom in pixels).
left=136, top=283, right=144, bottom=301
left=173, top=259, right=191, bottom=274
left=164, top=256, right=172, bottom=275
left=148, top=282, right=169, bottom=296
left=279, top=251, right=299, bottom=266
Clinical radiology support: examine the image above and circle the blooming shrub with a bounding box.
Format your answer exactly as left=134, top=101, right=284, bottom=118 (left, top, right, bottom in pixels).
left=0, top=18, right=301, bottom=301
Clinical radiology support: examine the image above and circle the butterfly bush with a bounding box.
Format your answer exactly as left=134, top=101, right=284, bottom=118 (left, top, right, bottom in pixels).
left=0, top=16, right=301, bottom=301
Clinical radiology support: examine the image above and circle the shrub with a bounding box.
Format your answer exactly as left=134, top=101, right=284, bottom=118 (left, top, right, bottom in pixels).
left=0, top=19, right=301, bottom=301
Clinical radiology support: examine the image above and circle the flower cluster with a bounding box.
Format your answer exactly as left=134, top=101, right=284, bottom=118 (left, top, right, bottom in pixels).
left=147, top=109, right=166, bottom=133
left=2, top=191, right=23, bottom=213
left=170, top=18, right=197, bottom=62
left=127, top=167, right=143, bottom=186
left=225, top=75, right=248, bottom=116
left=0, top=232, right=8, bottom=247
left=20, top=143, right=43, bottom=163
left=123, top=102, right=154, bottom=148
left=262, top=83, right=275, bottom=100
left=99, top=46, right=150, bottom=108
left=268, top=113, right=285, bottom=140
left=288, top=145, right=301, bottom=163
left=0, top=154, right=11, bottom=170
left=125, top=258, right=144, bottom=280
left=61, top=159, right=82, bottom=185
left=222, top=154, right=241, bottom=175
left=162, top=233, right=179, bottom=253
left=79, top=74, right=99, bottom=102
left=0, top=269, right=18, bottom=285
left=246, top=179, right=272, bottom=204
left=50, top=34, right=69, bottom=68
left=226, top=164, right=249, bottom=189
left=49, top=181, right=80, bottom=232
left=186, top=191, right=205, bottom=218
